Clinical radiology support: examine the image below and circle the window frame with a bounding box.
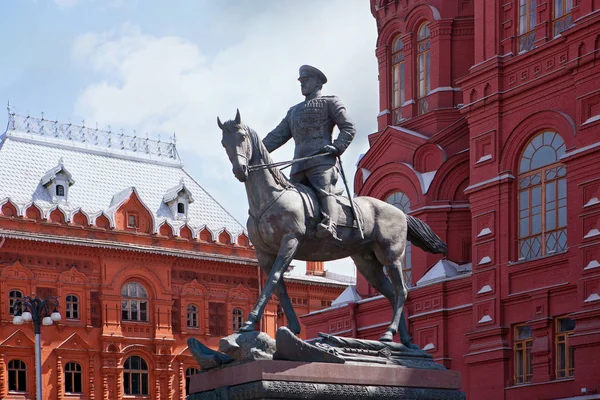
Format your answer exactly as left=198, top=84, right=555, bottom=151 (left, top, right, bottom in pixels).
left=127, top=212, right=139, bottom=228
left=121, top=282, right=149, bottom=323
left=555, top=316, right=575, bottom=379
left=513, top=324, right=533, bottom=385
left=185, top=367, right=200, bottom=395
left=186, top=304, right=199, bottom=329
left=8, top=359, right=27, bottom=393
left=416, top=22, right=431, bottom=115
left=517, top=131, right=567, bottom=261
left=518, top=0, right=537, bottom=53
left=9, top=289, right=23, bottom=316
left=553, top=0, right=573, bottom=36
left=232, top=307, right=244, bottom=332
left=56, top=184, right=65, bottom=197
left=123, top=355, right=149, bottom=396
left=65, top=294, right=80, bottom=320
left=391, top=34, right=406, bottom=125
left=64, top=361, right=83, bottom=394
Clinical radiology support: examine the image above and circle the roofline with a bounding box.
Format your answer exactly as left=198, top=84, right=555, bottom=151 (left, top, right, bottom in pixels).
left=284, top=275, right=351, bottom=288
left=0, top=228, right=258, bottom=266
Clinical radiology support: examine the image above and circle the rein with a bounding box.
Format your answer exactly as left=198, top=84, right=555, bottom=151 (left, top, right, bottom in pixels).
left=247, top=152, right=329, bottom=172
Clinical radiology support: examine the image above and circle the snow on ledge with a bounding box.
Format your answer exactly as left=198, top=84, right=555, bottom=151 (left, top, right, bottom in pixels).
left=584, top=293, right=600, bottom=303
left=584, top=260, right=600, bottom=270
left=584, top=228, right=600, bottom=239
left=422, top=343, right=435, bottom=351
left=477, top=285, right=492, bottom=294
left=584, top=197, right=599, bottom=207
left=479, top=256, right=492, bottom=265
left=477, top=227, right=492, bottom=237
left=476, top=154, right=492, bottom=164
left=478, top=315, right=492, bottom=323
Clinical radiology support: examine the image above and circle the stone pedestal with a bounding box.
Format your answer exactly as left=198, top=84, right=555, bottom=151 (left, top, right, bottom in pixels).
left=188, top=360, right=465, bottom=399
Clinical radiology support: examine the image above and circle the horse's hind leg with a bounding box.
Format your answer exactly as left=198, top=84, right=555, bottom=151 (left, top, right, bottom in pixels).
left=254, top=251, right=300, bottom=334
left=373, top=244, right=411, bottom=345
left=351, top=250, right=411, bottom=345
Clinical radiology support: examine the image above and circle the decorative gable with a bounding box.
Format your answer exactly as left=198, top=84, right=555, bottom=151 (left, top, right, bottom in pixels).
left=40, top=159, right=74, bottom=204
left=55, top=332, right=93, bottom=353
left=0, top=329, right=35, bottom=350
left=109, top=187, right=153, bottom=234
left=163, top=178, right=194, bottom=220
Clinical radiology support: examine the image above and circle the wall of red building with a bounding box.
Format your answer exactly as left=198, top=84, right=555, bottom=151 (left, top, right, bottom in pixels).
left=304, top=1, right=600, bottom=399
left=0, top=210, right=343, bottom=399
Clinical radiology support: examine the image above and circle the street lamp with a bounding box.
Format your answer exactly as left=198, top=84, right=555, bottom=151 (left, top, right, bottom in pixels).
left=12, top=295, right=61, bottom=400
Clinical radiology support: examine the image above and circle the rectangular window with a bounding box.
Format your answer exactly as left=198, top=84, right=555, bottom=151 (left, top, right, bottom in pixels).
left=514, top=324, right=533, bottom=384
left=556, top=317, right=575, bottom=379
left=127, top=213, right=138, bottom=228
left=553, top=0, right=573, bottom=36
left=518, top=0, right=537, bottom=52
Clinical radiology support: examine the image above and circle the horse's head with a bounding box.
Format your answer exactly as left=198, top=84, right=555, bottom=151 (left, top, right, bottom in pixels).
left=217, top=109, right=251, bottom=182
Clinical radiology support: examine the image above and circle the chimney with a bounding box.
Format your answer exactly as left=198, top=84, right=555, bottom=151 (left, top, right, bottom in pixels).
left=306, top=261, right=325, bottom=276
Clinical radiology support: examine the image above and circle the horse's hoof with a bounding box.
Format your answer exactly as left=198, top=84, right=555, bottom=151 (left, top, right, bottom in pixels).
left=379, top=331, right=394, bottom=342
left=238, top=322, right=255, bottom=332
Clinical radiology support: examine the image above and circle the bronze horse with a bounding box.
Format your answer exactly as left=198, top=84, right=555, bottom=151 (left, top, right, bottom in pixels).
left=218, top=110, right=446, bottom=345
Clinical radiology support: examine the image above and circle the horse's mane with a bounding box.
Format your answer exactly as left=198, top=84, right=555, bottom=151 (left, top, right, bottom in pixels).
left=245, top=125, right=294, bottom=189
left=222, top=119, right=293, bottom=189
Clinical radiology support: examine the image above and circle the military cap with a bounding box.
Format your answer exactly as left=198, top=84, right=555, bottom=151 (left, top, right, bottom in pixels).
left=298, top=65, right=328, bottom=84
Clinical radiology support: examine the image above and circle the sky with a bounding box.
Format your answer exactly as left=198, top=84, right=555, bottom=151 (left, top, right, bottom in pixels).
left=0, top=0, right=380, bottom=276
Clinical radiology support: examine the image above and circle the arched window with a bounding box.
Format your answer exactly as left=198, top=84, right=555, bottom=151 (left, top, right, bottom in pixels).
left=391, top=35, right=405, bottom=125
left=518, top=0, right=537, bottom=52
left=518, top=131, right=567, bottom=260
left=417, top=22, right=431, bottom=115
left=8, top=359, right=27, bottom=392
left=66, top=294, right=79, bottom=320
left=9, top=290, right=23, bottom=316
left=121, top=282, right=149, bottom=322
left=56, top=185, right=65, bottom=197
left=385, top=192, right=412, bottom=286
left=64, top=362, right=82, bottom=394
left=123, top=356, right=149, bottom=396
left=232, top=307, right=244, bottom=331
left=187, top=304, right=199, bottom=328
left=185, top=367, right=200, bottom=395
left=177, top=202, right=185, bottom=214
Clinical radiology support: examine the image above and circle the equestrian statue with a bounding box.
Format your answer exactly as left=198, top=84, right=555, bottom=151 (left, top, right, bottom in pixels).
left=217, top=65, right=447, bottom=347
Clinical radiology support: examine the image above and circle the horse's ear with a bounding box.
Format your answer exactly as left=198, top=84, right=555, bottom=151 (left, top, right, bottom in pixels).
left=234, top=109, right=241, bottom=125
left=217, top=116, right=223, bottom=130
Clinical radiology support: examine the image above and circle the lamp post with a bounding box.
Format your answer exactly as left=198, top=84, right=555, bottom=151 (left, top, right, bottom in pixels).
left=12, top=295, right=61, bottom=400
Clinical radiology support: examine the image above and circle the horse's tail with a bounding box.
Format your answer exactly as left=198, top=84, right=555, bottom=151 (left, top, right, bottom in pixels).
left=406, top=215, right=448, bottom=255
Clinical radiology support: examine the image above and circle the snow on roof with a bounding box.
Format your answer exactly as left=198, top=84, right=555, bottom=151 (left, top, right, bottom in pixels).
left=0, top=112, right=245, bottom=239
left=163, top=179, right=194, bottom=204
left=331, top=285, right=362, bottom=306
left=283, top=273, right=351, bottom=288
left=416, top=259, right=472, bottom=287
left=40, top=159, right=74, bottom=187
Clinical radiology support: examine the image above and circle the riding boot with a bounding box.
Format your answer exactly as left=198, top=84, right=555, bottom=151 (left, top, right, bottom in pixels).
left=316, top=195, right=340, bottom=241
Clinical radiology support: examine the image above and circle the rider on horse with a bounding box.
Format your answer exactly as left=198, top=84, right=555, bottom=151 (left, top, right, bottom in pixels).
left=262, top=65, right=356, bottom=240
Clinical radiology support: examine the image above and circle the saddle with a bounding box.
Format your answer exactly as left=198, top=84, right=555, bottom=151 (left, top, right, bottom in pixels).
left=295, top=184, right=363, bottom=234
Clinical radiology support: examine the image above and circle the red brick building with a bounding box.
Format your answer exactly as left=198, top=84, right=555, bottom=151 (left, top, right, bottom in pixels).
left=0, top=111, right=348, bottom=399
left=302, top=1, right=600, bottom=399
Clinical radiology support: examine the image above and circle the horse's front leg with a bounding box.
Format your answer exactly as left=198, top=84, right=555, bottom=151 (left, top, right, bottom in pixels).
left=240, top=234, right=300, bottom=333
left=252, top=251, right=301, bottom=334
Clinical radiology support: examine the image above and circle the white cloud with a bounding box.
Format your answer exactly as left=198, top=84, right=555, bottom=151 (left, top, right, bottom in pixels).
left=70, top=1, right=379, bottom=275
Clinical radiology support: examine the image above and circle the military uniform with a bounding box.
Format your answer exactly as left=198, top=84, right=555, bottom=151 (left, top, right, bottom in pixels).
left=262, top=69, right=355, bottom=238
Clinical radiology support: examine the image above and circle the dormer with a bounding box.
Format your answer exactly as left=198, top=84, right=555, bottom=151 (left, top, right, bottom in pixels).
left=163, top=178, right=194, bottom=220
left=40, top=159, right=74, bottom=203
